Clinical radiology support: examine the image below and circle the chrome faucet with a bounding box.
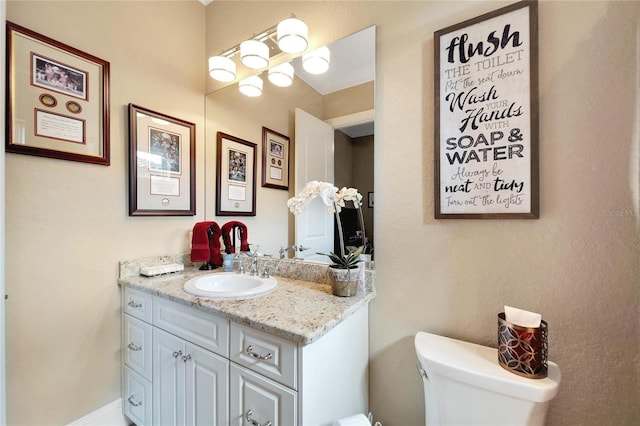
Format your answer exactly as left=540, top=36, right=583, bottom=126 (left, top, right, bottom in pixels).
left=292, top=244, right=310, bottom=260
left=237, top=251, right=259, bottom=276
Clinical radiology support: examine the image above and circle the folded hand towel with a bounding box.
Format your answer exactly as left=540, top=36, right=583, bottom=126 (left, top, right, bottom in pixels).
left=191, top=221, right=216, bottom=262
left=208, top=222, right=223, bottom=267
left=221, top=221, right=249, bottom=254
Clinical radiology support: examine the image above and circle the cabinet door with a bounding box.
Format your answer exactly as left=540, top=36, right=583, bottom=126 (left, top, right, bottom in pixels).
left=153, top=328, right=186, bottom=426
left=185, top=343, right=229, bottom=426
left=230, top=364, right=296, bottom=426
left=124, top=314, right=152, bottom=380
left=123, top=366, right=152, bottom=426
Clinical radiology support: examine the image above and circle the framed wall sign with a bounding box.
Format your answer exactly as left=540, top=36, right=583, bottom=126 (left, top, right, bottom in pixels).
left=5, top=22, right=110, bottom=165
left=434, top=0, right=539, bottom=219
left=128, top=104, right=195, bottom=216
left=216, top=132, right=257, bottom=216
left=261, top=127, right=290, bottom=190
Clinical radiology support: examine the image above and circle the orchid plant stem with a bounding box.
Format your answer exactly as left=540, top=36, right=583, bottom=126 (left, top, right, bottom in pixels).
left=334, top=202, right=346, bottom=259
left=357, top=206, right=367, bottom=248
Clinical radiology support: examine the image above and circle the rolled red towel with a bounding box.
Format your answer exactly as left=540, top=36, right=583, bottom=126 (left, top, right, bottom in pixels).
left=221, top=221, right=250, bottom=254
left=208, top=223, right=223, bottom=267
left=191, top=221, right=216, bottom=262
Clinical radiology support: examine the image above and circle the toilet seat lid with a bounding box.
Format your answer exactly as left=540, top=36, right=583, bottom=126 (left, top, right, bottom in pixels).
left=415, top=332, right=561, bottom=402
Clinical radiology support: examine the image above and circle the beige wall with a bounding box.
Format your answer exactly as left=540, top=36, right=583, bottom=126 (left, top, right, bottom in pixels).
left=5, top=1, right=205, bottom=424
left=324, top=81, right=375, bottom=120
left=4, top=1, right=639, bottom=425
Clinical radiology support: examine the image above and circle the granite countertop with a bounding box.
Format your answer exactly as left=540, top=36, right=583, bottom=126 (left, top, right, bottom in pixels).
left=118, top=254, right=376, bottom=345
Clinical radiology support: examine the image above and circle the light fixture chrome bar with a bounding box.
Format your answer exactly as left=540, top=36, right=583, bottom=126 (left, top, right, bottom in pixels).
left=217, top=24, right=278, bottom=59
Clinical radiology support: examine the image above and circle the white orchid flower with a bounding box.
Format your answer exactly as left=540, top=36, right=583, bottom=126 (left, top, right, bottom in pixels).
left=287, top=181, right=362, bottom=215
left=335, top=187, right=363, bottom=209
left=320, top=185, right=339, bottom=212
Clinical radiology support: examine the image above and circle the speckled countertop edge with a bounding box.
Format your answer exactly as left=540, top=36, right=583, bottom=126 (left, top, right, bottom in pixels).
left=118, top=254, right=376, bottom=345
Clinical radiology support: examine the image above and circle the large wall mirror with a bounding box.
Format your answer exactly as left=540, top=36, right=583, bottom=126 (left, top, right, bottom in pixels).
left=205, top=26, right=375, bottom=261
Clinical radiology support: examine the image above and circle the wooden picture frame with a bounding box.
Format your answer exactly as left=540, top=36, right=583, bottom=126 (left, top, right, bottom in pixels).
left=261, top=127, right=290, bottom=190
left=5, top=22, right=110, bottom=165
left=434, top=0, right=539, bottom=219
left=216, top=132, right=257, bottom=216
left=128, top=104, right=195, bottom=216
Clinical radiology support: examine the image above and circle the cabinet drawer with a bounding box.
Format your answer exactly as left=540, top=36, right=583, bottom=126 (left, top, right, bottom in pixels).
left=123, top=287, right=153, bottom=323
left=123, top=314, right=152, bottom=380
left=230, top=322, right=297, bottom=389
left=153, top=296, right=229, bottom=357
left=230, top=364, right=297, bottom=426
left=123, top=366, right=152, bottom=426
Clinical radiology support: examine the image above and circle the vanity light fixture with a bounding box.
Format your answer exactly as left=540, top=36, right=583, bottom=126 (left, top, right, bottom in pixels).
left=240, top=39, right=269, bottom=69
left=208, top=55, right=237, bottom=82
left=208, top=15, right=309, bottom=83
left=276, top=17, right=309, bottom=54
left=268, top=62, right=294, bottom=87
left=239, top=75, right=263, bottom=97
left=302, top=46, right=330, bottom=75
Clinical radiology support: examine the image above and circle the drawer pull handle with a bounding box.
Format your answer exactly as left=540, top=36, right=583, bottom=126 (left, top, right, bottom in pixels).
left=246, top=345, right=273, bottom=360
left=127, top=342, right=142, bottom=352
left=127, top=396, right=143, bottom=407
left=245, top=409, right=271, bottom=426
left=127, top=300, right=142, bottom=308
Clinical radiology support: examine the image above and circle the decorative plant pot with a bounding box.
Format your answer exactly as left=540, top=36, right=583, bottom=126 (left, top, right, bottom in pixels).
left=327, top=266, right=359, bottom=297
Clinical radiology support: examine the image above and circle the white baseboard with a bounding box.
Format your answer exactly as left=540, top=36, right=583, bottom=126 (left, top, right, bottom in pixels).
left=67, top=398, right=130, bottom=426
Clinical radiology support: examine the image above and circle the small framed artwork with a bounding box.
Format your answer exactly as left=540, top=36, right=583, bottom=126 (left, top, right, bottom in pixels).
left=368, top=192, right=374, bottom=208
left=216, top=132, right=257, bottom=216
left=261, top=127, right=290, bottom=190
left=434, top=0, right=539, bottom=219
left=5, top=21, right=110, bottom=165
left=128, top=104, right=195, bottom=216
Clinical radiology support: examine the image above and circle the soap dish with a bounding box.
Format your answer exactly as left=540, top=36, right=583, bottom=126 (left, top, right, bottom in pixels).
left=140, top=263, right=184, bottom=277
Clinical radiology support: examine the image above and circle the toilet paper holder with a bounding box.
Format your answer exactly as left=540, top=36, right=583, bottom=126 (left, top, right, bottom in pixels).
left=497, top=312, right=548, bottom=379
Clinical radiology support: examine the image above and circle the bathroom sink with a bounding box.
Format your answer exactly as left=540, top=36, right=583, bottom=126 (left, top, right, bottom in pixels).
left=183, top=272, right=277, bottom=298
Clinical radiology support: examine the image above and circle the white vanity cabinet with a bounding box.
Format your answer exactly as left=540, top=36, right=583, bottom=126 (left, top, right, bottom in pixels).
left=122, top=286, right=369, bottom=426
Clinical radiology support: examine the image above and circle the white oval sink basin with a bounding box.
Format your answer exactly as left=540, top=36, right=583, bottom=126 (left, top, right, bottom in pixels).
left=183, top=272, right=277, bottom=298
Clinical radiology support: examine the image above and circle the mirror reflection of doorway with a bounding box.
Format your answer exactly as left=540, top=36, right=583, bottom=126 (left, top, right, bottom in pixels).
left=294, top=107, right=374, bottom=261
left=333, top=119, right=374, bottom=257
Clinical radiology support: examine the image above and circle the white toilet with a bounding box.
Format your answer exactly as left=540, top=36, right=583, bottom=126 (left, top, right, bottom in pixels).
left=415, top=332, right=561, bottom=426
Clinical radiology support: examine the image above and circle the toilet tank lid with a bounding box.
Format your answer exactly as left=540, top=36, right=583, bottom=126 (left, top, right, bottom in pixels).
left=414, top=332, right=561, bottom=403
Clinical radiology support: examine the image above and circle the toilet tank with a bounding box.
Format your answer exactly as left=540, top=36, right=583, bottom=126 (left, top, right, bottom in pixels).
left=414, top=332, right=561, bottom=426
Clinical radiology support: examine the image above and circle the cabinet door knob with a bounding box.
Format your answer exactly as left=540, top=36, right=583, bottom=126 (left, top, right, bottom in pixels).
left=182, top=354, right=192, bottom=362
left=127, top=395, right=143, bottom=407
left=245, top=409, right=272, bottom=426
left=127, top=342, right=142, bottom=352
left=246, top=345, right=273, bottom=360
left=172, top=350, right=182, bottom=358
left=127, top=300, right=142, bottom=308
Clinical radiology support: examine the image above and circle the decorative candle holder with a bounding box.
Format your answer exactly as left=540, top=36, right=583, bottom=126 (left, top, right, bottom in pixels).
left=498, top=312, right=548, bottom=379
